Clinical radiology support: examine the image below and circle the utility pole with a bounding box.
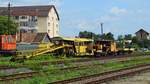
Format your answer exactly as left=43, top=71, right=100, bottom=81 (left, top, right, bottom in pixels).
left=100, top=23, right=103, bottom=35
left=7, top=1, right=11, bottom=35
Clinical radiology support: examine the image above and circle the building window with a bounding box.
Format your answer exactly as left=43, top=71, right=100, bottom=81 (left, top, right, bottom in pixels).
left=20, top=29, right=27, bottom=33
left=8, top=36, right=12, bottom=43
left=52, top=17, right=54, bottom=20
left=14, top=16, right=19, bottom=20
left=20, top=16, right=27, bottom=19
left=31, top=16, right=37, bottom=22
left=48, top=22, right=50, bottom=26
left=3, top=37, right=7, bottom=43
left=20, top=22, right=28, bottom=27
left=48, top=30, right=50, bottom=33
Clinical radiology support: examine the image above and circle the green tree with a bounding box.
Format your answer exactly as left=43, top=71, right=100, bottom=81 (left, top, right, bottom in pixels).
left=117, top=35, right=124, bottom=41
left=132, top=36, right=150, bottom=48
left=131, top=36, right=140, bottom=49
left=100, top=32, right=114, bottom=40
left=79, top=31, right=98, bottom=39
left=132, top=36, right=138, bottom=44
left=0, top=16, right=17, bottom=35
left=117, top=35, right=125, bottom=48
left=138, top=39, right=150, bottom=48
left=79, top=31, right=92, bottom=38
left=79, top=31, right=114, bottom=41
left=124, top=34, right=132, bottom=40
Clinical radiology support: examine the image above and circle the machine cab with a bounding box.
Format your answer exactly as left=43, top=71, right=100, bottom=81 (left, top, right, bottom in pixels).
left=0, top=35, right=16, bottom=51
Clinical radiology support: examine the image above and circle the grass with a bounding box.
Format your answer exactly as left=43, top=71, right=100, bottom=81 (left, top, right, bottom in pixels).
left=0, top=56, right=149, bottom=84
left=0, top=52, right=149, bottom=83
left=0, top=54, right=149, bottom=71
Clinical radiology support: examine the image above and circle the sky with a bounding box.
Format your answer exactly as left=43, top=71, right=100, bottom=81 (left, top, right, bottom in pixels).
left=0, top=0, right=150, bottom=38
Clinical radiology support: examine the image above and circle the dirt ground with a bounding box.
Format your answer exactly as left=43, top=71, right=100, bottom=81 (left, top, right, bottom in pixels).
left=107, top=70, right=150, bottom=84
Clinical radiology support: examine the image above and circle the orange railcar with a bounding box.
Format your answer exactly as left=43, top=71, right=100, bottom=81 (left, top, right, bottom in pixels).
left=0, top=35, right=16, bottom=51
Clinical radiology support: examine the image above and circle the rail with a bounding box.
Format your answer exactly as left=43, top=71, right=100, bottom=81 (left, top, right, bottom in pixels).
left=51, top=64, right=150, bottom=84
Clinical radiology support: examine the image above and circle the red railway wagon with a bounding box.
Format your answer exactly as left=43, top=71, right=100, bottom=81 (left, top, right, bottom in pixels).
left=0, top=35, right=16, bottom=55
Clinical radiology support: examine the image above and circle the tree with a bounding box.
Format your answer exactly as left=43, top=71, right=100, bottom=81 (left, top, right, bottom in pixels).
left=117, top=35, right=125, bottom=48
left=124, top=34, right=132, bottom=40
left=79, top=31, right=98, bottom=39
left=117, top=35, right=124, bottom=41
left=79, top=31, right=92, bottom=38
left=131, top=36, right=140, bottom=49
left=132, top=36, right=138, bottom=44
left=79, top=31, right=114, bottom=41
left=137, top=39, right=150, bottom=48
left=0, top=16, right=17, bottom=35
left=100, top=32, right=114, bottom=40
left=132, top=36, right=150, bottom=48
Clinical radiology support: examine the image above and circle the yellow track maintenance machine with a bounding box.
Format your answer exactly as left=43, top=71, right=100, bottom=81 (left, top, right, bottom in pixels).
left=94, top=40, right=118, bottom=56
left=52, top=37, right=94, bottom=57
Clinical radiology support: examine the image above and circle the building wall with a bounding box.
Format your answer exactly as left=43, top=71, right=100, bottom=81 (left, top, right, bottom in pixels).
left=47, top=7, right=59, bottom=38
left=37, top=7, right=59, bottom=38
left=13, top=7, right=59, bottom=38
left=37, top=17, right=47, bottom=33
left=136, top=32, right=149, bottom=40
left=14, top=16, right=38, bottom=30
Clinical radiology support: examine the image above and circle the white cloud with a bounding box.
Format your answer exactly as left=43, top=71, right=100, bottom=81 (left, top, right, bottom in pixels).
left=110, top=7, right=127, bottom=15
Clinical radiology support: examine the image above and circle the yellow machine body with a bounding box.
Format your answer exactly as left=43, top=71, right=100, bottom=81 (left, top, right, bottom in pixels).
left=52, top=37, right=94, bottom=56
left=94, top=40, right=118, bottom=56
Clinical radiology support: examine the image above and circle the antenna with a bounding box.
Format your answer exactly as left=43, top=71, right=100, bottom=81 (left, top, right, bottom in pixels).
left=100, top=23, right=103, bottom=35
left=7, top=1, right=11, bottom=35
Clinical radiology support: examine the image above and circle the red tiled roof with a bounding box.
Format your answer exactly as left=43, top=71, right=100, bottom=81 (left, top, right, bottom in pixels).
left=0, top=5, right=60, bottom=20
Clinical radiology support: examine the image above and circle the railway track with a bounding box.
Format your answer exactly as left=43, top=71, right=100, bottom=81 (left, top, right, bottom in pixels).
left=0, top=57, right=138, bottom=82
left=0, top=71, right=38, bottom=81
left=0, top=60, right=150, bottom=81
left=0, top=56, right=149, bottom=82
left=0, top=66, right=17, bottom=70
left=51, top=64, right=150, bottom=84
left=40, top=54, right=138, bottom=65
left=40, top=54, right=149, bottom=66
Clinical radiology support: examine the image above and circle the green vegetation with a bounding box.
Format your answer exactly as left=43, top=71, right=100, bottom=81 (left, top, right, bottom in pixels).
left=79, top=31, right=114, bottom=40
left=0, top=16, right=17, bottom=35
left=0, top=52, right=149, bottom=68
left=117, top=34, right=150, bottom=49
left=79, top=31, right=150, bottom=49
left=0, top=56, right=149, bottom=84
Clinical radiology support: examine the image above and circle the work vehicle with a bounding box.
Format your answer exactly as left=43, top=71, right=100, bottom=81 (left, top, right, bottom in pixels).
left=0, top=35, right=16, bottom=55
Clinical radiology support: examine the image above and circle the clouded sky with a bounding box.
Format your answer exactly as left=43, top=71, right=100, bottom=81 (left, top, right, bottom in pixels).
left=0, top=0, right=150, bottom=38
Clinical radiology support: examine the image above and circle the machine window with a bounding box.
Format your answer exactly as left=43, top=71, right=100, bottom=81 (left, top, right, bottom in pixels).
left=3, top=37, right=7, bottom=43
left=0, top=37, right=1, bottom=43
left=8, top=36, right=12, bottom=43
